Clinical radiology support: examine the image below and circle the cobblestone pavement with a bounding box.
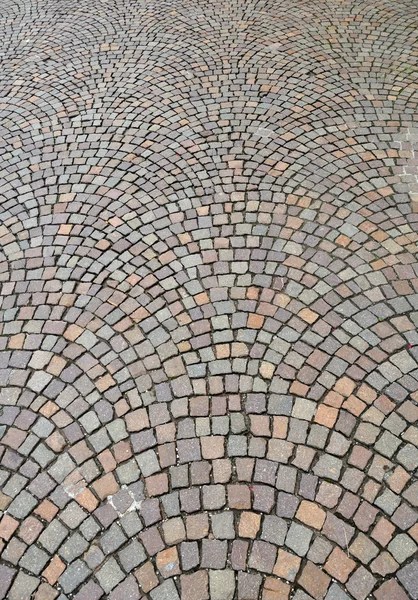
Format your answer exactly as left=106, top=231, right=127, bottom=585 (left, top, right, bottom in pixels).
left=1, top=0, right=418, bottom=598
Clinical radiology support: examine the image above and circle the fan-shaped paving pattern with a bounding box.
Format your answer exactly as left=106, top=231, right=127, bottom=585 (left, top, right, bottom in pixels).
left=1, top=0, right=418, bottom=599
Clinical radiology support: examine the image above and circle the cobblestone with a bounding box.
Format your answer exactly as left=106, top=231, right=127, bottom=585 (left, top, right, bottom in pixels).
left=0, top=0, right=417, bottom=598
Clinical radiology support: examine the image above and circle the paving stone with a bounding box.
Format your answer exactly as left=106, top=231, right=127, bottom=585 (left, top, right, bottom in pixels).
left=19, top=544, right=50, bottom=574
left=211, top=511, right=235, bottom=539
left=324, top=547, right=356, bottom=582
left=108, top=575, right=141, bottom=600
left=200, top=539, right=227, bottom=569
left=276, top=492, right=300, bottom=518
left=134, top=561, right=158, bottom=593
left=273, top=549, right=301, bottom=582
left=261, top=515, right=287, bottom=545
left=346, top=566, right=376, bottom=600
left=118, top=539, right=147, bottom=572
left=370, top=551, right=399, bottom=577
left=73, top=581, right=103, bottom=600
left=248, top=540, right=277, bottom=573
left=39, top=521, right=68, bottom=553
left=34, top=582, right=59, bottom=600
left=58, top=561, right=91, bottom=594
left=296, top=500, right=326, bottom=529
left=8, top=491, right=38, bottom=519
left=59, top=532, right=89, bottom=562
left=313, top=455, right=342, bottom=481
left=323, top=513, right=355, bottom=547
left=209, top=569, right=235, bottom=600
left=403, top=482, right=418, bottom=507
left=307, top=537, right=333, bottom=565
left=150, top=579, right=180, bottom=600
left=238, top=572, right=262, bottom=600
left=325, top=583, right=351, bottom=600
left=156, top=546, right=181, bottom=578
left=373, top=579, right=409, bottom=600
left=387, top=533, right=417, bottom=563
left=100, top=523, right=127, bottom=555
left=239, top=511, right=261, bottom=539
left=285, top=523, right=313, bottom=556
left=299, top=561, right=331, bottom=599
left=8, top=572, right=40, bottom=600
left=0, top=565, right=16, bottom=599
left=350, top=532, right=379, bottom=564
left=397, top=560, right=418, bottom=599
left=180, top=571, right=209, bottom=600
left=392, top=502, right=417, bottom=531
left=180, top=541, right=200, bottom=571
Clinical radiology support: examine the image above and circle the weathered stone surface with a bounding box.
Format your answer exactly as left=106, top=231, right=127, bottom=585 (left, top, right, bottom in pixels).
left=0, top=0, right=416, bottom=597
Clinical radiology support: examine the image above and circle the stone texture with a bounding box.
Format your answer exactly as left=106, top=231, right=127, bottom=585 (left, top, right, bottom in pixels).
left=0, top=1, right=416, bottom=598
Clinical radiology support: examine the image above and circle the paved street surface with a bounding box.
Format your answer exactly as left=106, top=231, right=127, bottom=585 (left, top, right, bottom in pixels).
left=1, top=0, right=418, bottom=598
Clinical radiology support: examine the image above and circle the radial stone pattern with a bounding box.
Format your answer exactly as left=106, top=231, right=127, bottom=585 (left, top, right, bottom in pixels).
left=1, top=0, right=418, bottom=599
